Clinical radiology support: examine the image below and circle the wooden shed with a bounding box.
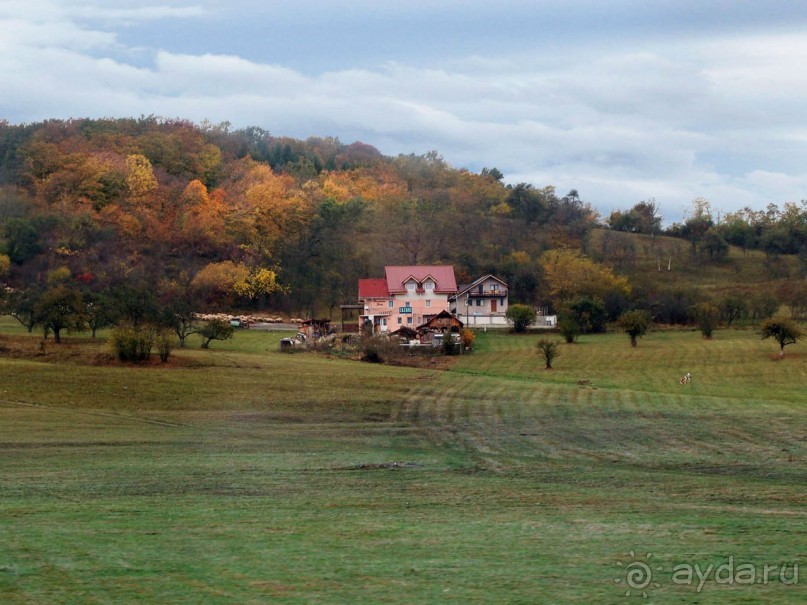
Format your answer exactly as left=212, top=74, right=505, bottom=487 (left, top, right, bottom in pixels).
left=416, top=310, right=464, bottom=333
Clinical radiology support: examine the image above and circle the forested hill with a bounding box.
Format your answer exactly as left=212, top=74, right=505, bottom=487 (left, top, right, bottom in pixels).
left=0, top=117, right=804, bottom=321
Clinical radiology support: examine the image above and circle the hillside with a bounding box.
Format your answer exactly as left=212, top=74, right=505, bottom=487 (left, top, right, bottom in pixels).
left=0, top=118, right=804, bottom=323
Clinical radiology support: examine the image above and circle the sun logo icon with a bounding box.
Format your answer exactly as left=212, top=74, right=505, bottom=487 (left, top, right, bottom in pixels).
left=615, top=551, right=662, bottom=598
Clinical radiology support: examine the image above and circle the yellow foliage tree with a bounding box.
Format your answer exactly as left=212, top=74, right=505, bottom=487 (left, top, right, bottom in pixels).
left=539, top=248, right=631, bottom=304
left=125, top=154, right=158, bottom=201
left=192, top=261, right=285, bottom=307
left=242, top=165, right=311, bottom=261
left=0, top=254, right=10, bottom=279
left=191, top=261, right=251, bottom=307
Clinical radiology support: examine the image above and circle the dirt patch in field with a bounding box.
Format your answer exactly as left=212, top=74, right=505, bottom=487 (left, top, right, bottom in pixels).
left=335, top=461, right=424, bottom=471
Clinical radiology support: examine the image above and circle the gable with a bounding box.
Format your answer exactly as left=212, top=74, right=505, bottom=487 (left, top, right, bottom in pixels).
left=455, top=274, right=508, bottom=298
left=384, top=265, right=457, bottom=294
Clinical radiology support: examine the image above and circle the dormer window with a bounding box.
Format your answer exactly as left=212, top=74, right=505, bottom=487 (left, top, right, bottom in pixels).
left=406, top=280, right=416, bottom=292
left=424, top=280, right=434, bottom=291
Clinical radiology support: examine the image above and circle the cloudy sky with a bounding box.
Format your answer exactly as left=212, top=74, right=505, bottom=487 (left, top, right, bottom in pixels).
left=2, top=0, right=806, bottom=223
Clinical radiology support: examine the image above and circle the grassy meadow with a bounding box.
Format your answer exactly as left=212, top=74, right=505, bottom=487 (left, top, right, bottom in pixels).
left=0, top=320, right=805, bottom=604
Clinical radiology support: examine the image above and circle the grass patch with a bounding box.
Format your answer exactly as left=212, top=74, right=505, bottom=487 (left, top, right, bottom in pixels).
left=0, top=325, right=804, bottom=603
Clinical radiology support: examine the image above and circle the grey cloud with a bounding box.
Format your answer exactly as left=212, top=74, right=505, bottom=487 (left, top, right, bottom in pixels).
left=1, top=2, right=806, bottom=223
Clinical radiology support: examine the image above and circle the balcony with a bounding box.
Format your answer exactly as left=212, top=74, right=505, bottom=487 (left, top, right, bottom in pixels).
left=470, top=289, right=508, bottom=298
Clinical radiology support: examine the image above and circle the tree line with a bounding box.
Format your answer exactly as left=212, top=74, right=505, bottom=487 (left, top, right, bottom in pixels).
left=0, top=117, right=804, bottom=339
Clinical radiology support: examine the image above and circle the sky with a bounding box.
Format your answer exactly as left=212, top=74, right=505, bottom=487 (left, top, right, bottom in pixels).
left=2, top=0, right=807, bottom=224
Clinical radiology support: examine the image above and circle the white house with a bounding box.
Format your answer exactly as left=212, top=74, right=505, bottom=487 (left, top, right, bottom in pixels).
left=449, top=274, right=510, bottom=327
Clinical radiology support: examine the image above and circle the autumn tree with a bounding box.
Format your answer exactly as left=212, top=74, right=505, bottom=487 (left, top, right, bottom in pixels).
left=539, top=248, right=631, bottom=308
left=240, top=164, right=311, bottom=264
left=176, top=180, right=227, bottom=254
left=125, top=154, right=158, bottom=201
left=191, top=261, right=251, bottom=308
left=191, top=261, right=284, bottom=309
left=0, top=254, right=10, bottom=279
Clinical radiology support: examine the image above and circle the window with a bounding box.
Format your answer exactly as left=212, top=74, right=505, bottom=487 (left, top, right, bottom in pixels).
left=406, top=280, right=416, bottom=291
left=491, top=283, right=499, bottom=291
left=424, top=280, right=434, bottom=290
left=476, top=299, right=483, bottom=307
left=425, top=300, right=431, bottom=308
left=407, top=317, right=413, bottom=324
left=388, top=300, right=394, bottom=308
left=397, top=317, right=402, bottom=325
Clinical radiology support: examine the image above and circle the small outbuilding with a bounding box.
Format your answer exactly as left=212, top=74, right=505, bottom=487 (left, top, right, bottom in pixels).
left=299, top=319, right=332, bottom=339
left=416, top=310, right=463, bottom=335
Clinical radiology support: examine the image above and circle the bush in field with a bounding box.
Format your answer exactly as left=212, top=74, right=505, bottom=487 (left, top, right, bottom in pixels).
left=566, top=297, right=607, bottom=334
left=199, top=319, right=234, bottom=349
left=359, top=335, right=400, bottom=363
left=691, top=302, right=720, bottom=339
left=460, top=328, right=476, bottom=351
left=156, top=328, right=173, bottom=362
left=557, top=315, right=580, bottom=343
left=506, top=304, right=536, bottom=333
left=536, top=339, right=560, bottom=369
left=618, top=310, right=651, bottom=347
left=109, top=324, right=154, bottom=362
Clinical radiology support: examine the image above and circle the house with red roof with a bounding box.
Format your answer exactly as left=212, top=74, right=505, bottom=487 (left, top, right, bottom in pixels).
left=358, top=265, right=458, bottom=333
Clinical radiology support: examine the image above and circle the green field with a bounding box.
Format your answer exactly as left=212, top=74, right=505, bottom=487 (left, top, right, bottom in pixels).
left=1, top=324, right=805, bottom=604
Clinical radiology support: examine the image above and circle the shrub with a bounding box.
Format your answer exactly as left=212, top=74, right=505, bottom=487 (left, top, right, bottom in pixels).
left=156, top=328, right=173, bottom=362
left=109, top=324, right=154, bottom=362
left=460, top=328, right=476, bottom=351
left=557, top=315, right=580, bottom=343
left=442, top=330, right=460, bottom=355
left=617, top=309, right=651, bottom=347
left=566, top=297, right=607, bottom=334
left=691, top=302, right=720, bottom=339
left=359, top=335, right=400, bottom=363
left=536, top=339, right=560, bottom=369
left=506, top=304, right=537, bottom=333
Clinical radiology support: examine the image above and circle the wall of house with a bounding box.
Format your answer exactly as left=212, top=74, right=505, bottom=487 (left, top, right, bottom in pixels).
left=389, top=289, right=451, bottom=330
left=361, top=290, right=452, bottom=332
left=451, top=277, right=509, bottom=321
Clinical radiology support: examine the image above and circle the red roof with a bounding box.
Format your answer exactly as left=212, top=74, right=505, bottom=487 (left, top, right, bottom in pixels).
left=358, top=278, right=389, bottom=299
left=384, top=265, right=457, bottom=294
